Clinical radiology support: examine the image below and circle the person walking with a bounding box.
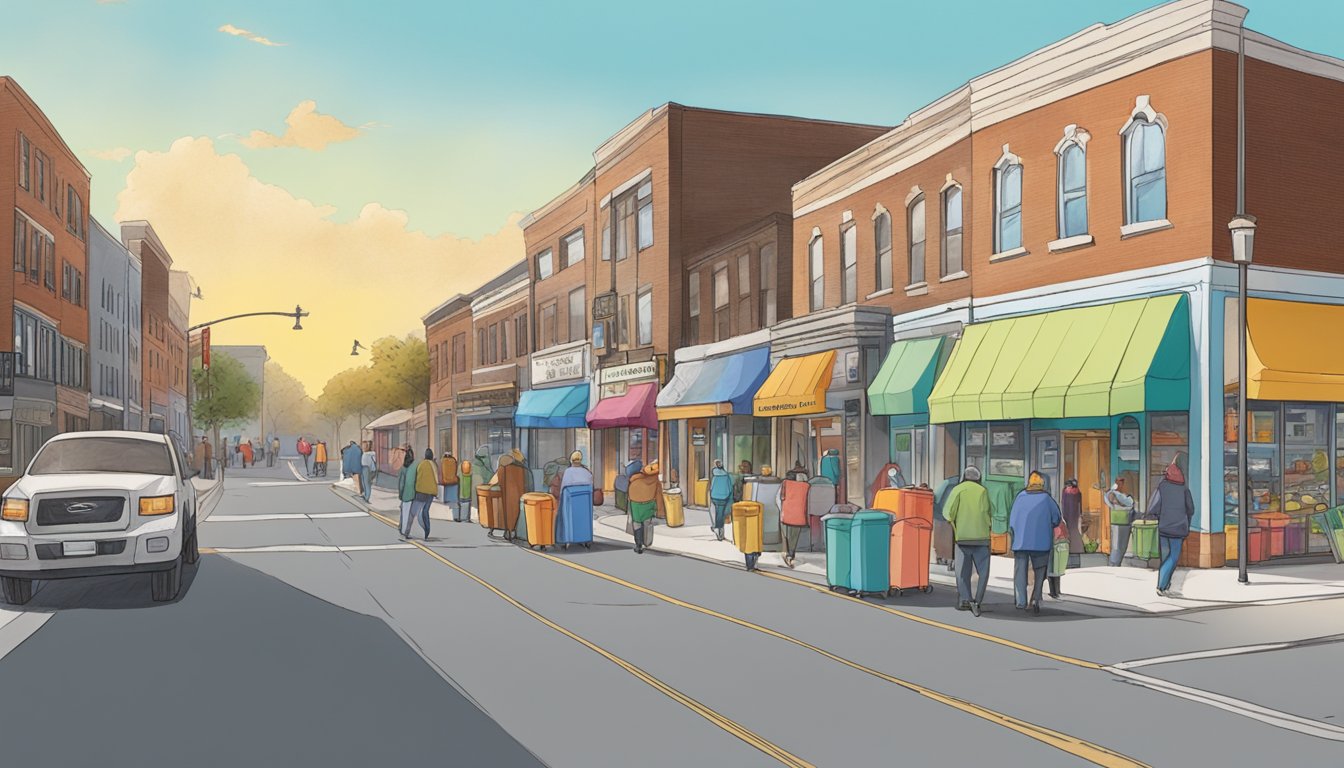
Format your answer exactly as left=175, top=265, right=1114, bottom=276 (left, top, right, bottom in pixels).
left=439, top=450, right=460, bottom=509
left=297, top=437, right=313, bottom=475
left=202, top=437, right=214, bottom=480
left=1061, top=479, right=1084, bottom=569
left=627, top=462, right=664, bottom=554
left=1148, top=460, right=1195, bottom=597
left=458, top=461, right=475, bottom=523
left=269, top=436, right=280, bottom=468
left=410, top=449, right=438, bottom=540
left=315, top=440, right=329, bottom=477
left=708, top=460, right=733, bottom=542
left=396, top=450, right=418, bottom=538
left=341, top=440, right=362, bottom=482
left=1008, top=471, right=1062, bottom=615
left=777, top=476, right=809, bottom=569
left=1105, top=478, right=1138, bottom=567
left=943, top=466, right=992, bottom=617
left=255, top=439, right=265, bottom=468
left=193, top=437, right=208, bottom=478
left=239, top=439, right=253, bottom=469
left=360, top=441, right=377, bottom=503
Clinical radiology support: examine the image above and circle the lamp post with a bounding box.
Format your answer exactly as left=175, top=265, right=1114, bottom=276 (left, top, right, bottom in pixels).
left=1230, top=214, right=1256, bottom=584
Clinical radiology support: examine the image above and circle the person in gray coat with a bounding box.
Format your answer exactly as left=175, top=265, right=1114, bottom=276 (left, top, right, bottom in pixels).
left=1148, top=461, right=1194, bottom=597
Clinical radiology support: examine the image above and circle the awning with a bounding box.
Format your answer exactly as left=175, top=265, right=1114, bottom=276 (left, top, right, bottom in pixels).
left=365, top=409, right=412, bottom=430
left=928, top=294, right=1189, bottom=423
left=587, top=381, right=659, bottom=430
left=515, top=384, right=589, bottom=429
left=867, top=337, right=945, bottom=416
left=753, top=350, right=836, bottom=417
left=656, top=347, right=771, bottom=421
left=1247, top=298, right=1344, bottom=401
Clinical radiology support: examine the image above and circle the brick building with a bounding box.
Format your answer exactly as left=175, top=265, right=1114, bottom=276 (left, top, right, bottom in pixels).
left=121, top=221, right=178, bottom=440
left=424, top=293, right=472, bottom=461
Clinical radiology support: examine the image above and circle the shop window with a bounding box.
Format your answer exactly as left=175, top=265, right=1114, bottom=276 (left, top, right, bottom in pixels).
left=1149, top=412, right=1190, bottom=504
left=941, top=184, right=963, bottom=277
left=728, top=415, right=771, bottom=476
left=873, top=207, right=892, bottom=292
left=1284, top=404, right=1331, bottom=555
left=1055, top=128, right=1090, bottom=238
left=1121, top=97, right=1167, bottom=226
left=986, top=424, right=1025, bottom=478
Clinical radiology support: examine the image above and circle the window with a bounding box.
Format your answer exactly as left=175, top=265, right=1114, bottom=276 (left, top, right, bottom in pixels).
left=452, top=333, right=465, bottom=373
left=994, top=149, right=1023, bottom=253
left=737, top=253, right=751, bottom=297
left=477, top=328, right=487, bottom=366
left=713, top=264, right=730, bottom=341
left=637, top=181, right=653, bottom=250
left=487, top=324, right=498, bottom=365
left=42, top=238, right=54, bottom=291
left=942, top=185, right=963, bottom=277
left=808, top=231, right=824, bottom=311
left=907, top=195, right=926, bottom=286
left=515, top=314, right=528, bottom=356
left=539, top=302, right=557, bottom=349
left=13, top=213, right=26, bottom=273
left=568, top=287, right=585, bottom=343
left=29, top=228, right=41, bottom=280
left=688, top=270, right=701, bottom=346
left=601, top=208, right=611, bottom=261
left=35, top=153, right=46, bottom=203
left=561, top=229, right=584, bottom=269
left=18, top=135, right=30, bottom=191
left=62, top=262, right=72, bottom=300
left=637, top=287, right=652, bottom=346
left=759, top=243, right=776, bottom=327
left=499, top=320, right=508, bottom=360
left=1122, top=97, right=1167, bottom=225
left=614, top=193, right=635, bottom=261
left=535, top=249, right=553, bottom=280
left=618, top=295, right=629, bottom=346
left=66, top=186, right=84, bottom=239
left=841, top=223, right=857, bottom=304
left=873, top=208, right=892, bottom=292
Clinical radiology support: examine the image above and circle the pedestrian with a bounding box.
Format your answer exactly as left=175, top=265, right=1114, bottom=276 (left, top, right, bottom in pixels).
left=1008, top=470, right=1062, bottom=615
left=777, top=476, right=809, bottom=569
left=297, top=436, right=313, bottom=475
left=397, top=449, right=418, bottom=538
left=439, top=450, right=459, bottom=508
left=202, top=436, right=214, bottom=480
left=785, top=460, right=809, bottom=482
left=269, top=436, right=280, bottom=468
left=410, top=448, right=438, bottom=540
left=360, top=441, right=377, bottom=503
left=734, top=460, right=754, bottom=503
left=943, top=465, right=992, bottom=617
left=239, top=439, right=252, bottom=469
left=708, top=459, right=733, bottom=542
left=560, top=450, right=593, bottom=489
left=1105, top=478, right=1137, bottom=567
left=627, top=462, right=664, bottom=554
left=495, top=451, right=527, bottom=541
left=1148, top=460, right=1194, bottom=597
left=1047, top=514, right=1068, bottom=600
left=458, top=460, right=475, bottom=523
left=341, top=440, right=362, bottom=482
left=1061, top=478, right=1084, bottom=569
left=255, top=439, right=265, bottom=467
left=192, top=437, right=207, bottom=478
left=818, top=449, right=842, bottom=491
left=315, top=440, right=328, bottom=477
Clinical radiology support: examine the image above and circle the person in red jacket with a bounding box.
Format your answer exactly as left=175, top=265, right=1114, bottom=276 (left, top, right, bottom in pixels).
left=297, top=437, right=313, bottom=475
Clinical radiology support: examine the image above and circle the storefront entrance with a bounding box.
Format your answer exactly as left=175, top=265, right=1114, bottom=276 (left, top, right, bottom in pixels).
left=1065, top=431, right=1111, bottom=555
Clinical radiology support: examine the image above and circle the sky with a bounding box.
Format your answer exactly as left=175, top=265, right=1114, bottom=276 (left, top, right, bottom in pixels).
left=3, top=0, right=1342, bottom=395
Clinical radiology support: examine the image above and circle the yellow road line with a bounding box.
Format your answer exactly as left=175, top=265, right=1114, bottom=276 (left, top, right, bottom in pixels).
left=757, top=569, right=1102, bottom=670
left=527, top=550, right=1144, bottom=768
left=361, top=510, right=812, bottom=768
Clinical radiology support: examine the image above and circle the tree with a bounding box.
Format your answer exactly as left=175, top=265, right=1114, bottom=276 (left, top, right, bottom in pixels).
left=368, top=335, right=429, bottom=413
left=192, top=352, right=261, bottom=466
left=264, top=360, right=316, bottom=437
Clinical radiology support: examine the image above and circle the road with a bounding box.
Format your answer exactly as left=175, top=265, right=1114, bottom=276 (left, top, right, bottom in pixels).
left=2, top=461, right=1343, bottom=767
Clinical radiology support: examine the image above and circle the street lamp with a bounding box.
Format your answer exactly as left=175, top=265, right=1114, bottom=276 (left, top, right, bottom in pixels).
left=1230, top=214, right=1256, bottom=585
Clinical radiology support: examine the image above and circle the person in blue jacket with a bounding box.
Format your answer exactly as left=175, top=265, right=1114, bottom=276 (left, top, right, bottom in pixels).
left=818, top=449, right=842, bottom=487
left=1008, top=470, right=1062, bottom=615
left=708, top=459, right=734, bottom=541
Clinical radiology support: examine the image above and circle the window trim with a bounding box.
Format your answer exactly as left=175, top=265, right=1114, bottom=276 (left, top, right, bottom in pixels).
left=1119, top=95, right=1169, bottom=227
left=561, top=228, right=584, bottom=270
left=534, top=248, right=554, bottom=280
left=992, top=145, right=1024, bottom=256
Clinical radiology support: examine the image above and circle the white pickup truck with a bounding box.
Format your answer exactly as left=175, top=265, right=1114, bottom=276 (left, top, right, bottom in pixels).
left=0, top=431, right=200, bottom=604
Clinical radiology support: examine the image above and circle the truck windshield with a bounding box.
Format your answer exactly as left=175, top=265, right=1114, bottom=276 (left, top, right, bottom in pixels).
left=29, top=438, right=175, bottom=476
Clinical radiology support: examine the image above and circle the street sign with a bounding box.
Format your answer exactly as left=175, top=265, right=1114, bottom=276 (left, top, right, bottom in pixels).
left=202, top=327, right=211, bottom=369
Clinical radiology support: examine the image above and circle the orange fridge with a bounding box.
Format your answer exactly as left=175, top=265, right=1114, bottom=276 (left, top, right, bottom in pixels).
left=523, top=492, right=557, bottom=550
left=889, top=517, right=933, bottom=596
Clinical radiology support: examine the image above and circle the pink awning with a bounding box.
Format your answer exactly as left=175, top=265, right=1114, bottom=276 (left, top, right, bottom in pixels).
left=586, top=381, right=659, bottom=430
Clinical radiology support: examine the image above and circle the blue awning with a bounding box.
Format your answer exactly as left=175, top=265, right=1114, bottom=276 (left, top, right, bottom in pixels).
left=656, top=346, right=770, bottom=420
left=515, top=384, right=590, bottom=429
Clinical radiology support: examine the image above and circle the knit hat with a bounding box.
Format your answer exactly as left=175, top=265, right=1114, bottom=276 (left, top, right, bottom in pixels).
left=1026, top=471, right=1047, bottom=491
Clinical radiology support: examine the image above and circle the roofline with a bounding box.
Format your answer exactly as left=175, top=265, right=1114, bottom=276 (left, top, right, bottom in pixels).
left=0, top=77, right=91, bottom=180
left=422, top=294, right=472, bottom=326
left=120, top=220, right=174, bottom=268
left=521, top=168, right=596, bottom=230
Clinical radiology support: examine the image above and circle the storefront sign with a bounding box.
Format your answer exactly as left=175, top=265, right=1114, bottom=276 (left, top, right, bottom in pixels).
left=754, top=393, right=823, bottom=415
left=599, top=360, right=658, bottom=386
left=457, top=385, right=517, bottom=411
left=845, top=351, right=860, bottom=384
left=531, top=348, right=585, bottom=384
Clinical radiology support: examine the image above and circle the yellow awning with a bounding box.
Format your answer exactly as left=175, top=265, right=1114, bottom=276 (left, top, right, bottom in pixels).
left=753, top=351, right=836, bottom=417
left=1247, top=298, right=1344, bottom=401
left=657, top=402, right=733, bottom=421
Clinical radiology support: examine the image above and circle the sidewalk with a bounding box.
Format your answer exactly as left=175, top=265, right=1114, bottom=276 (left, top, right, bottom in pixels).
left=592, top=504, right=1344, bottom=614
left=334, top=477, right=463, bottom=524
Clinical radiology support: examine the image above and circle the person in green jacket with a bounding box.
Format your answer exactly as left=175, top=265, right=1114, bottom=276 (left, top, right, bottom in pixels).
left=396, top=448, right=418, bottom=538
left=943, top=465, right=992, bottom=617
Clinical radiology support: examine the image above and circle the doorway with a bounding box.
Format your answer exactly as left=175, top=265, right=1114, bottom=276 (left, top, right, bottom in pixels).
left=1063, top=431, right=1111, bottom=555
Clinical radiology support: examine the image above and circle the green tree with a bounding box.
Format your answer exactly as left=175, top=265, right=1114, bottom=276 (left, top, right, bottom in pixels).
left=192, top=352, right=261, bottom=469
left=368, top=335, right=429, bottom=413
left=264, top=360, right=315, bottom=437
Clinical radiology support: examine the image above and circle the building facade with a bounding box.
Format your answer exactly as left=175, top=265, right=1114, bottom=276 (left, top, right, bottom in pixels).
left=88, top=218, right=140, bottom=430
left=424, top=294, right=471, bottom=461
left=456, top=262, right=529, bottom=478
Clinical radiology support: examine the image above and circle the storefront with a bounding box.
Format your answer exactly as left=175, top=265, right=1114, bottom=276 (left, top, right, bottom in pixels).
left=757, top=307, right=892, bottom=508
left=366, top=409, right=412, bottom=478
left=456, top=383, right=518, bottom=474
left=516, top=383, right=590, bottom=490
left=657, top=339, right=771, bottom=502
left=866, top=336, right=948, bottom=489
left=927, top=293, right=1192, bottom=559
left=586, top=360, right=661, bottom=492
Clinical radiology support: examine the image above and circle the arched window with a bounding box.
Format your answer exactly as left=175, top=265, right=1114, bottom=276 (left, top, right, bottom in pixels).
left=941, top=182, right=963, bottom=277
left=993, top=146, right=1023, bottom=253
left=840, top=222, right=857, bottom=304
left=873, top=207, right=892, bottom=292
left=907, top=194, right=926, bottom=286
left=808, top=229, right=824, bottom=311
left=1054, top=125, right=1090, bottom=239
left=1121, top=96, right=1167, bottom=225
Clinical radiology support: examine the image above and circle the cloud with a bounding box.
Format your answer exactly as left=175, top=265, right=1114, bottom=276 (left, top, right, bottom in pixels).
left=89, top=146, right=134, bottom=162
left=218, top=23, right=285, bottom=47
left=238, top=100, right=361, bottom=151
left=113, top=137, right=524, bottom=395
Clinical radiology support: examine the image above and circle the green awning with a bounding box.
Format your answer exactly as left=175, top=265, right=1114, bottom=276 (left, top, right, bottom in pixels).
left=928, top=295, right=1190, bottom=424
left=867, top=337, right=945, bottom=416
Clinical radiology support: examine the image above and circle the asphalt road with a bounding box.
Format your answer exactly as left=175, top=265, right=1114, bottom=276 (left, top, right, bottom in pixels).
left=2, top=460, right=1343, bottom=767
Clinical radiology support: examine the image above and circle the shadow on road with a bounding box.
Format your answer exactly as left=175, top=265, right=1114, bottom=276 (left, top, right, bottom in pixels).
left=22, top=562, right=202, bottom=611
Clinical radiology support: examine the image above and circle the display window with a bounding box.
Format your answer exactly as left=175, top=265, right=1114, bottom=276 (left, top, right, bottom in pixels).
left=1148, top=413, right=1189, bottom=495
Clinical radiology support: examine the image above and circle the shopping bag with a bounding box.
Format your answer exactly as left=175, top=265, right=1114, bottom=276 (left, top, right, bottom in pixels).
left=1049, top=538, right=1069, bottom=577
left=1132, top=520, right=1159, bottom=559
left=990, top=531, right=1009, bottom=555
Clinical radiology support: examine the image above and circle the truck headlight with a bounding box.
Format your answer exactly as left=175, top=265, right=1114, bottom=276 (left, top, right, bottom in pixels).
left=1, top=499, right=28, bottom=522
left=139, top=495, right=175, bottom=516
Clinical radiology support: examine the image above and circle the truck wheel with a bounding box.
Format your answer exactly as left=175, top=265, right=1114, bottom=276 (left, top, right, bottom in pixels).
left=183, top=524, right=200, bottom=565
left=151, top=556, right=182, bottom=602
left=1, top=576, right=32, bottom=606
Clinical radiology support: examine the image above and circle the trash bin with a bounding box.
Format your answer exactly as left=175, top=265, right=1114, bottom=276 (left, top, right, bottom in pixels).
left=557, top=485, right=593, bottom=549
left=824, top=514, right=854, bottom=592
left=873, top=486, right=935, bottom=524
left=477, top=485, right=503, bottom=535
left=523, top=492, right=557, bottom=550
left=664, top=488, right=684, bottom=528
left=1132, top=518, right=1159, bottom=562
left=694, top=478, right=709, bottom=507
left=731, top=501, right=764, bottom=555
left=889, top=516, right=933, bottom=596
left=851, top=511, right=893, bottom=599
left=750, top=476, right=783, bottom=546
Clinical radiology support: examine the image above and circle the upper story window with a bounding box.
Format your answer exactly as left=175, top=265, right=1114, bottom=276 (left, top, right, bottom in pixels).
left=687, top=270, right=701, bottom=347
left=535, top=248, right=554, bottom=280
left=872, top=206, right=892, bottom=293
left=907, top=190, right=926, bottom=286
left=637, top=181, right=653, bottom=250
left=561, top=229, right=584, bottom=269
left=993, top=145, right=1023, bottom=254
left=568, top=286, right=586, bottom=343
left=66, top=185, right=85, bottom=240
left=941, top=180, right=963, bottom=277
left=35, top=152, right=47, bottom=203
left=713, top=263, right=730, bottom=342
left=1121, top=95, right=1168, bottom=226
left=539, top=302, right=557, bottom=350
left=840, top=221, right=857, bottom=305
left=808, top=229, right=824, bottom=312
left=514, top=315, right=528, bottom=357
left=636, top=287, right=653, bottom=347
left=1054, top=125, right=1091, bottom=240
left=18, top=135, right=30, bottom=191
left=759, top=243, right=777, bottom=328
left=13, top=212, right=27, bottom=273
